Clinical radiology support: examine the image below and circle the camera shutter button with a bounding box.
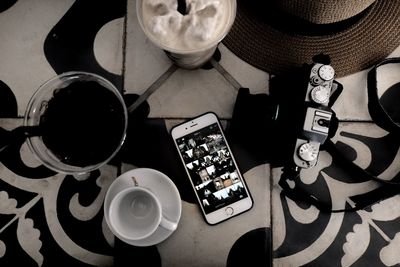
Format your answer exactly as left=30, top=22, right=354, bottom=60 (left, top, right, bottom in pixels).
left=310, top=75, right=323, bottom=86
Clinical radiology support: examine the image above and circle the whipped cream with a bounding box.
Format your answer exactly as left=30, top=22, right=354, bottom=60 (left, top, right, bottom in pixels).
left=141, top=0, right=233, bottom=51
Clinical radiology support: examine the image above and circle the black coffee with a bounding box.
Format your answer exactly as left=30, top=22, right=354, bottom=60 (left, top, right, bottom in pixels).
left=40, top=80, right=126, bottom=167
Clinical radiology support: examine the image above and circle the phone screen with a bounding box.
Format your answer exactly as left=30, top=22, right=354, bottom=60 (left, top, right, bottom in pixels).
left=175, top=122, right=248, bottom=214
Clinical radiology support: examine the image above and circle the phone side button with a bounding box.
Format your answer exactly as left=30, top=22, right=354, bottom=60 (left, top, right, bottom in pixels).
left=225, top=207, right=234, bottom=216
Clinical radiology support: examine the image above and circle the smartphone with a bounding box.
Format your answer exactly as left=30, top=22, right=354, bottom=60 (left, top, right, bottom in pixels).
left=171, top=112, right=253, bottom=225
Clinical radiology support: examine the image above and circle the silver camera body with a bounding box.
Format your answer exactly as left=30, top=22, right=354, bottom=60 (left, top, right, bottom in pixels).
left=293, top=63, right=336, bottom=168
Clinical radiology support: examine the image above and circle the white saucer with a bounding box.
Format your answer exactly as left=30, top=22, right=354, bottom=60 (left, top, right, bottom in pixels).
left=104, top=168, right=182, bottom=247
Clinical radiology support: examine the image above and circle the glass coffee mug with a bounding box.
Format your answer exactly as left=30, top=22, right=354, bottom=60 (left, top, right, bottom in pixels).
left=1, top=71, right=128, bottom=177
left=136, top=0, right=237, bottom=69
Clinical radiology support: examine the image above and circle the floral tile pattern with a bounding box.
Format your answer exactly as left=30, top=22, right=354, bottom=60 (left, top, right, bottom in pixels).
left=1, top=0, right=400, bottom=267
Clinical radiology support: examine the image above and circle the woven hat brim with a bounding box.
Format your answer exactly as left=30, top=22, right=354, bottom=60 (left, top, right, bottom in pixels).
left=223, top=0, right=400, bottom=77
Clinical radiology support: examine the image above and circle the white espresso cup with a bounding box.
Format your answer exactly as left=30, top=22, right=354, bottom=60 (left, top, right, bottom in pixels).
left=109, top=186, right=177, bottom=241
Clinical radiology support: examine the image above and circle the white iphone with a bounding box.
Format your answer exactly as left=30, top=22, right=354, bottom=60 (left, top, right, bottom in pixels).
left=171, top=112, right=253, bottom=225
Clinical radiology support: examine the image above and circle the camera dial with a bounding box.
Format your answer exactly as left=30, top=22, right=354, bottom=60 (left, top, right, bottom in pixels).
left=311, top=86, right=330, bottom=104
left=318, top=65, right=335, bottom=81
left=298, top=143, right=318, bottom=162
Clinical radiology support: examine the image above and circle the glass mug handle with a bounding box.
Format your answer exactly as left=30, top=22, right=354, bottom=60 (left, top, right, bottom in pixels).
left=0, top=126, right=40, bottom=154
left=0, top=126, right=57, bottom=178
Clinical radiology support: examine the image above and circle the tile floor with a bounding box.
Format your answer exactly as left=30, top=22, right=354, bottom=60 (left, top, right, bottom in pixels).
left=1, top=0, right=400, bottom=266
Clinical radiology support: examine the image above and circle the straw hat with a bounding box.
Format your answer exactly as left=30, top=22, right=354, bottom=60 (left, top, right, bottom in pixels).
left=223, top=0, right=400, bottom=77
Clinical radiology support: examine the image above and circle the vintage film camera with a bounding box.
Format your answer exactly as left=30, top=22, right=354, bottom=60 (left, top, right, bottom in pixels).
left=228, top=54, right=343, bottom=169
left=230, top=55, right=400, bottom=212
left=267, top=54, right=343, bottom=171
left=292, top=61, right=337, bottom=169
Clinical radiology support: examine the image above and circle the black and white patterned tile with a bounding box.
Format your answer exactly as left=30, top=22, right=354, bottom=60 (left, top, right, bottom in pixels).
left=272, top=122, right=400, bottom=266
left=1, top=0, right=400, bottom=266
left=0, top=2, right=271, bottom=266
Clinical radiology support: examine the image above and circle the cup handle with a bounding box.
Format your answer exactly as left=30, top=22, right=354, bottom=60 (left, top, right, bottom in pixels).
left=0, top=126, right=40, bottom=154
left=160, top=216, right=177, bottom=232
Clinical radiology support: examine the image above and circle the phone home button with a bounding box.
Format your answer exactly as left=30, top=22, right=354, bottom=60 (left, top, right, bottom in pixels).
left=225, top=207, right=234, bottom=216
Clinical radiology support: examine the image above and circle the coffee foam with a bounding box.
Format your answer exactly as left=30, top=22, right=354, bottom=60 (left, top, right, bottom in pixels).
left=142, top=0, right=231, bottom=51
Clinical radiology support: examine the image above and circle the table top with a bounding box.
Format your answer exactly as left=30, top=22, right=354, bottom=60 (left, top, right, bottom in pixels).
left=1, top=0, right=400, bottom=266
